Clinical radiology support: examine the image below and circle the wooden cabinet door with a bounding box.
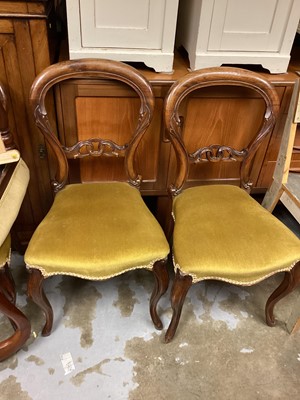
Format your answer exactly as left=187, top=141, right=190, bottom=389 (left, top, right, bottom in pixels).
left=0, top=3, right=54, bottom=245
left=55, top=80, right=168, bottom=194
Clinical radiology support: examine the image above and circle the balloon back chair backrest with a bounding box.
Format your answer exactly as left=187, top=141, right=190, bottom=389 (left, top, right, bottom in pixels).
left=29, top=58, right=155, bottom=194
left=164, top=67, right=280, bottom=196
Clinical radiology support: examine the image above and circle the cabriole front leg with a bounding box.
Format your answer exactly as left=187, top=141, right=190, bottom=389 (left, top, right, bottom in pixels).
left=150, top=259, right=169, bottom=330
left=27, top=269, right=53, bottom=336
left=265, top=262, right=300, bottom=326
left=165, top=270, right=193, bottom=343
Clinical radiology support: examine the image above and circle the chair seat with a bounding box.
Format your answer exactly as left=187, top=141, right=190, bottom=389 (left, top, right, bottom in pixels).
left=0, top=235, right=10, bottom=268
left=25, top=182, right=169, bottom=279
left=173, top=185, right=300, bottom=284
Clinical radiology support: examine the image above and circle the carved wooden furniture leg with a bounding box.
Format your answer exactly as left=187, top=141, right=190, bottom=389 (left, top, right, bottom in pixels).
left=0, top=264, right=16, bottom=305
left=0, top=264, right=18, bottom=330
left=165, top=270, right=193, bottom=343
left=0, top=263, right=30, bottom=360
left=27, top=269, right=53, bottom=336
left=0, top=291, right=31, bottom=361
left=266, top=261, right=300, bottom=326
left=150, top=259, right=169, bottom=330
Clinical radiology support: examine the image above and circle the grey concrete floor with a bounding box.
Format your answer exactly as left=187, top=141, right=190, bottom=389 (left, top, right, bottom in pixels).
left=0, top=204, right=300, bottom=400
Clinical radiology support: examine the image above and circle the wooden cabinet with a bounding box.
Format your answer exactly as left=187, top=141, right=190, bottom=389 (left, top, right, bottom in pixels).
left=0, top=1, right=56, bottom=246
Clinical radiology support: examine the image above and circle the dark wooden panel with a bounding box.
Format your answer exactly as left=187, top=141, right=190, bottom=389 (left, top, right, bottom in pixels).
left=0, top=2, right=55, bottom=245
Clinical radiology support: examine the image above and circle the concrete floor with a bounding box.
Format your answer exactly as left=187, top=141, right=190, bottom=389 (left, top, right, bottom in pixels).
left=0, top=205, right=300, bottom=400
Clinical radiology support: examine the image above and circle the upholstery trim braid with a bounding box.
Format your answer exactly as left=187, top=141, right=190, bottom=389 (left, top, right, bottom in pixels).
left=173, top=255, right=299, bottom=286
left=26, top=256, right=167, bottom=280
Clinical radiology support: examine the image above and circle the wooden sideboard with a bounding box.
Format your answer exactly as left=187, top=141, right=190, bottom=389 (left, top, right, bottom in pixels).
left=1, top=2, right=299, bottom=243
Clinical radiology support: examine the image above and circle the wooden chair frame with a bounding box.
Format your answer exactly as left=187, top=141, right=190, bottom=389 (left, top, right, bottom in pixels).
left=164, top=67, right=300, bottom=342
left=27, top=59, right=169, bottom=336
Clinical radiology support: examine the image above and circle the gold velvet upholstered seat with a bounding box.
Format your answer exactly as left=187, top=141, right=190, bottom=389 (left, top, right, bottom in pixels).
left=25, top=59, right=169, bottom=337
left=26, top=182, right=168, bottom=279
left=163, top=67, right=300, bottom=342
left=0, top=82, right=31, bottom=360
left=173, top=185, right=300, bottom=283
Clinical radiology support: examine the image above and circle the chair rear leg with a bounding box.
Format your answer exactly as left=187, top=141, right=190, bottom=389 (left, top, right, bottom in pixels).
left=0, top=291, right=31, bottom=361
left=0, top=264, right=19, bottom=330
left=27, top=269, right=53, bottom=336
left=150, top=259, right=169, bottom=330
left=266, top=261, right=300, bottom=326
left=0, top=264, right=16, bottom=303
left=165, top=270, right=193, bottom=343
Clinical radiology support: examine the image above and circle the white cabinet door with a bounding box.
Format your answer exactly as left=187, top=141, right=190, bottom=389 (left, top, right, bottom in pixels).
left=208, top=0, right=294, bottom=52
left=80, top=0, right=166, bottom=49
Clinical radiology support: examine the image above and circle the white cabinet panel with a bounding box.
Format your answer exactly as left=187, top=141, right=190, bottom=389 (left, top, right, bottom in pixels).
left=80, top=0, right=165, bottom=49
left=208, top=0, right=293, bottom=52
left=176, top=0, right=300, bottom=73
left=66, top=0, right=179, bottom=72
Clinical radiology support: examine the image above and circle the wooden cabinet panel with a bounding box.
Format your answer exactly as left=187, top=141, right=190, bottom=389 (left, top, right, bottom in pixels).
left=76, top=97, right=139, bottom=183
left=257, top=85, right=294, bottom=189
left=290, top=125, right=300, bottom=171
left=0, top=1, right=55, bottom=245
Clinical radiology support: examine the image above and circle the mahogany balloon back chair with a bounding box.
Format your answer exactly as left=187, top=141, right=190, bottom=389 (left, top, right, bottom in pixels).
left=0, top=83, right=31, bottom=360
left=25, top=59, right=169, bottom=337
left=163, top=67, right=300, bottom=342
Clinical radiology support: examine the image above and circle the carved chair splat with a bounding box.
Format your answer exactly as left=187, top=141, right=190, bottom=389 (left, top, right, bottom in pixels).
left=164, top=67, right=300, bottom=342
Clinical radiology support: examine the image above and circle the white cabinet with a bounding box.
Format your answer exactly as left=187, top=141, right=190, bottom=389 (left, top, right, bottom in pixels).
left=66, top=0, right=179, bottom=72
left=176, top=0, right=300, bottom=73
